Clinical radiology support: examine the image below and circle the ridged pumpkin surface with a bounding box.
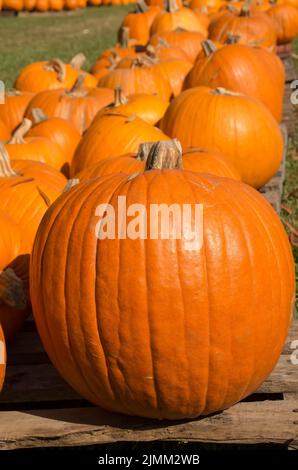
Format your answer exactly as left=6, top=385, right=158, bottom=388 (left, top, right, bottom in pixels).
left=0, top=90, right=34, bottom=133
left=30, top=163, right=295, bottom=419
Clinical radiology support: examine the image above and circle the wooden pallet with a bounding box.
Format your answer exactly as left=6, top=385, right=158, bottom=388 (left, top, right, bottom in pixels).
left=0, top=56, right=297, bottom=452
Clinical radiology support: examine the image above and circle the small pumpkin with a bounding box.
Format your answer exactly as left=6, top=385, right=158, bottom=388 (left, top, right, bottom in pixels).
left=25, top=79, right=115, bottom=134
left=31, top=139, right=295, bottom=419
left=0, top=90, right=34, bottom=134
left=208, top=2, right=277, bottom=51
left=149, top=30, right=206, bottom=63
left=15, top=58, right=78, bottom=93
left=184, top=40, right=285, bottom=122
left=5, top=119, right=68, bottom=172
left=96, top=87, right=169, bottom=125
left=27, top=108, right=81, bottom=173
left=160, top=86, right=283, bottom=188
left=75, top=142, right=240, bottom=181
left=98, top=57, right=173, bottom=101
left=151, top=0, right=208, bottom=36
left=120, top=1, right=161, bottom=45
left=71, top=113, right=169, bottom=175
left=267, top=3, right=298, bottom=44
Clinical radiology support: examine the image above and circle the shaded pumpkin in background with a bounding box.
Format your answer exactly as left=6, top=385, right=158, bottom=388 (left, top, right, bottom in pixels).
left=149, top=30, right=206, bottom=62
left=267, top=3, right=298, bottom=44
left=184, top=40, right=285, bottom=122
left=0, top=90, right=34, bottom=134
left=5, top=119, right=69, bottom=172
left=30, top=139, right=295, bottom=419
left=95, top=87, right=169, bottom=125
left=189, top=0, right=224, bottom=14
left=25, top=80, right=115, bottom=134
left=208, top=4, right=277, bottom=51
left=75, top=142, right=240, bottom=181
left=14, top=58, right=78, bottom=93
left=70, top=112, right=169, bottom=175
left=160, top=86, right=283, bottom=188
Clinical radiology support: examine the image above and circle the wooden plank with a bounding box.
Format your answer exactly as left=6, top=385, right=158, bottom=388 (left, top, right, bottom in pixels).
left=2, top=321, right=297, bottom=405
left=0, top=398, right=296, bottom=450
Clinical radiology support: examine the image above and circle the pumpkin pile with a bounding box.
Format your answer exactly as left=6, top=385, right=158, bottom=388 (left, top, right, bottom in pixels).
left=0, top=0, right=135, bottom=13
left=0, top=0, right=296, bottom=419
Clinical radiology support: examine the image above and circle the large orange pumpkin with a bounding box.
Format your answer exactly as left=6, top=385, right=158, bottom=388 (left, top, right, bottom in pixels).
left=71, top=113, right=169, bottom=175
left=25, top=83, right=115, bottom=134
left=160, top=86, right=283, bottom=188
left=0, top=326, right=5, bottom=391
left=208, top=4, right=277, bottom=51
left=149, top=30, right=206, bottom=62
left=5, top=118, right=68, bottom=172
left=184, top=40, right=285, bottom=121
left=267, top=3, right=298, bottom=44
left=14, top=58, right=79, bottom=93
left=75, top=143, right=240, bottom=181
left=30, top=139, right=295, bottom=419
left=150, top=0, right=208, bottom=36
left=0, top=90, right=34, bottom=134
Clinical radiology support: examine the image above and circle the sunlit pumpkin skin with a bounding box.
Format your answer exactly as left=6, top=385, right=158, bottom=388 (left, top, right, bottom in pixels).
left=189, top=0, right=224, bottom=14
left=98, top=59, right=173, bottom=101
left=160, top=86, right=283, bottom=188
left=121, top=2, right=161, bottom=45
left=154, top=59, right=193, bottom=97
left=192, top=6, right=211, bottom=29
left=5, top=119, right=68, bottom=172
left=30, top=140, right=295, bottom=419
left=184, top=40, right=284, bottom=122
left=96, top=88, right=169, bottom=125
left=15, top=59, right=79, bottom=94
left=71, top=113, right=169, bottom=175
left=208, top=5, right=277, bottom=51
left=0, top=326, right=6, bottom=391
left=25, top=85, right=115, bottom=135
left=49, top=0, right=64, bottom=10
left=0, top=90, right=34, bottom=134
left=2, top=0, right=23, bottom=10
left=0, top=212, right=20, bottom=272
left=151, top=0, right=208, bottom=36
left=27, top=109, right=81, bottom=171
left=149, top=30, right=206, bottom=63
left=0, top=121, right=10, bottom=142
left=267, top=4, right=298, bottom=44
left=75, top=145, right=241, bottom=181
left=146, top=42, right=191, bottom=62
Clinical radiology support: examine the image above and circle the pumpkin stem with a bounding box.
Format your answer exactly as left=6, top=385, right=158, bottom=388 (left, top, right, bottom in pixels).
left=0, top=268, right=27, bottom=310
left=131, top=55, right=158, bottom=68
left=43, top=58, right=66, bottom=82
left=145, top=140, right=183, bottom=170
left=31, top=108, right=48, bottom=124
left=6, top=89, right=22, bottom=97
left=118, top=27, right=130, bottom=49
left=63, top=179, right=80, bottom=192
left=8, top=118, right=32, bottom=145
left=166, top=0, right=179, bottom=13
left=225, top=33, right=241, bottom=44
left=202, top=40, right=217, bottom=56
left=70, top=53, right=87, bottom=70
left=213, top=87, right=241, bottom=96
left=239, top=0, right=251, bottom=16
left=136, top=142, right=156, bottom=162
left=136, top=0, right=148, bottom=12
left=0, top=144, right=20, bottom=178
left=68, top=75, right=87, bottom=96
left=114, top=87, right=128, bottom=106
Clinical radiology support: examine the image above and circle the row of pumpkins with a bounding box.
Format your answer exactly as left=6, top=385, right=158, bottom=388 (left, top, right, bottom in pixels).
left=0, top=0, right=296, bottom=419
left=0, top=0, right=135, bottom=12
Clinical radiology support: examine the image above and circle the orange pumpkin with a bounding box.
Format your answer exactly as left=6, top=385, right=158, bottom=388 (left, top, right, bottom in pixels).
left=0, top=121, right=10, bottom=142
left=184, top=40, right=284, bottom=121
left=160, top=86, right=283, bottom=188
left=25, top=82, right=115, bottom=134
left=0, top=90, right=34, bottom=134
left=35, top=0, right=49, bottom=10
left=2, top=0, right=24, bottom=10
left=27, top=109, right=81, bottom=173
left=153, top=58, right=193, bottom=96
left=120, top=1, right=161, bottom=45
left=267, top=3, right=298, bottom=44
left=208, top=3, right=277, bottom=51
left=149, top=30, right=206, bottom=62
left=15, top=58, right=78, bottom=93
left=96, top=87, right=169, bottom=125
left=71, top=113, right=169, bottom=175
left=30, top=139, right=295, bottom=419
left=98, top=58, right=173, bottom=101
left=146, top=41, right=191, bottom=62
left=75, top=143, right=240, bottom=181
left=5, top=119, right=68, bottom=172
left=0, top=326, right=6, bottom=390
left=189, top=0, right=225, bottom=14
left=151, top=0, right=208, bottom=36
left=49, top=0, right=64, bottom=10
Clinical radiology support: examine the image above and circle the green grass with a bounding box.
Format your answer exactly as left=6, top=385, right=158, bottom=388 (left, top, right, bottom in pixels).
left=0, top=6, right=134, bottom=88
